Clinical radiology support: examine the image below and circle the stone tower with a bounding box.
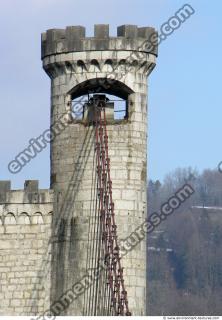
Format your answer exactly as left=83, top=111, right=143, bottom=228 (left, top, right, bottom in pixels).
left=41, top=24, right=158, bottom=316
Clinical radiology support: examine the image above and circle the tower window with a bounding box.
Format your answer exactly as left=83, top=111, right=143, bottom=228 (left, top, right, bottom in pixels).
left=71, top=93, right=127, bottom=122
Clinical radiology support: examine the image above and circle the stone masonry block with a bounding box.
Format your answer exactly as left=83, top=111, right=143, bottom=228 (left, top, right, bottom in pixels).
left=117, top=25, right=138, bottom=38
left=115, top=200, right=134, bottom=211
left=66, top=26, right=85, bottom=52
left=0, top=181, right=11, bottom=193
left=94, top=24, right=109, bottom=38
left=24, top=180, right=39, bottom=192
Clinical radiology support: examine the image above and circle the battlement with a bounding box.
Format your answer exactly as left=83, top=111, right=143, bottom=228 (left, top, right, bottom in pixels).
left=0, top=180, right=53, bottom=227
left=0, top=180, right=53, bottom=204
left=41, top=24, right=158, bottom=59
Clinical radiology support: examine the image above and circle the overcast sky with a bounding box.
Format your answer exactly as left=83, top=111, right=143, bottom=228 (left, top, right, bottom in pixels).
left=0, top=0, right=221, bottom=189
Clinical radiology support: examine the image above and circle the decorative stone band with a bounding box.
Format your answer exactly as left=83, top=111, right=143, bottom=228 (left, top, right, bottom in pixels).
left=0, top=211, right=52, bottom=226
left=42, top=51, right=156, bottom=79
left=41, top=24, right=158, bottom=59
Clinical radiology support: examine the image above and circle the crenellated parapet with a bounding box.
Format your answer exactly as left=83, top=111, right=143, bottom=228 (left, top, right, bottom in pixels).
left=0, top=180, right=53, bottom=203
left=41, top=24, right=158, bottom=59
left=0, top=180, right=53, bottom=226
left=41, top=25, right=158, bottom=81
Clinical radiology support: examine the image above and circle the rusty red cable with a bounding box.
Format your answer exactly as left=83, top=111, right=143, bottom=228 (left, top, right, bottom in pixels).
left=94, top=101, right=131, bottom=316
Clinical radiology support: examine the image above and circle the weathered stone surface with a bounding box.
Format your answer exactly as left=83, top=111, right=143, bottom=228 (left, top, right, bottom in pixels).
left=94, top=24, right=109, bottom=38
left=0, top=186, right=53, bottom=315
left=117, top=24, right=138, bottom=38
left=0, top=181, right=11, bottom=203
left=0, top=23, right=158, bottom=316
left=42, top=24, right=158, bottom=316
left=0, top=181, right=11, bottom=192
left=24, top=180, right=39, bottom=192
left=41, top=24, right=158, bottom=58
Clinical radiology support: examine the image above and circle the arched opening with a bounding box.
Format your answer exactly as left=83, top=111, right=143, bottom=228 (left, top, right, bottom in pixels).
left=68, top=78, right=134, bottom=122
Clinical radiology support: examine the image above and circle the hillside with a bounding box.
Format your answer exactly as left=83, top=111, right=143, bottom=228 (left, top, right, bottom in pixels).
left=147, top=168, right=222, bottom=315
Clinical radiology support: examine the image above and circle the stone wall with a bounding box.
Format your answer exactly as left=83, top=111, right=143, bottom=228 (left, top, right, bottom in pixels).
left=0, top=181, right=53, bottom=315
